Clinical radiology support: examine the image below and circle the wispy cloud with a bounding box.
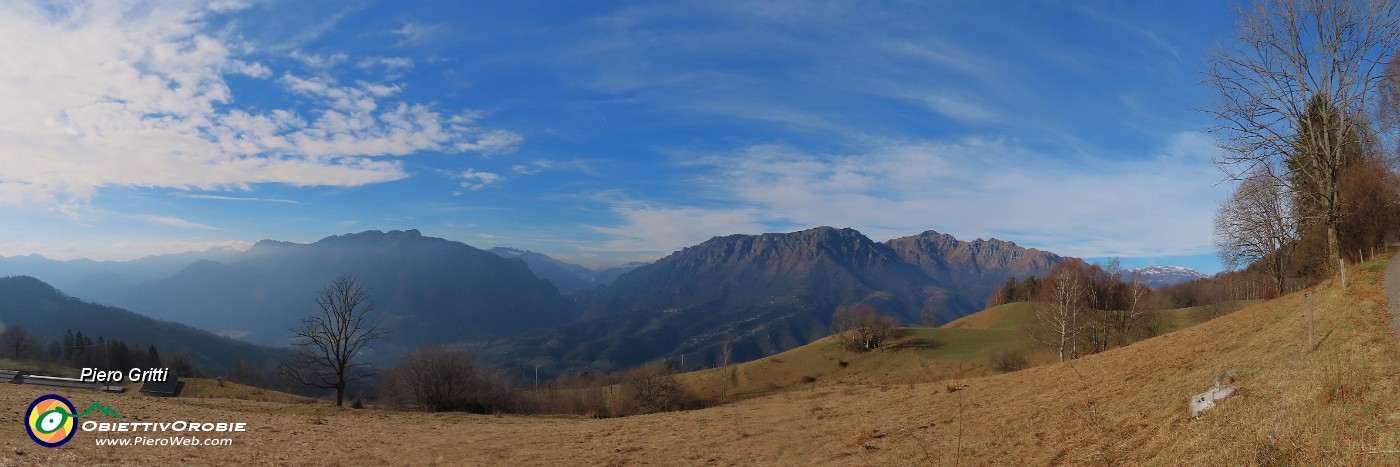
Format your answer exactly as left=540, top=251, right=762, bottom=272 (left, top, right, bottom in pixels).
left=171, top=193, right=299, bottom=204
left=131, top=214, right=224, bottom=231
left=511, top=159, right=592, bottom=175
left=585, top=202, right=767, bottom=253
left=356, top=56, right=414, bottom=79
left=357, top=56, right=415, bottom=71
left=588, top=132, right=1228, bottom=259
left=289, top=51, right=349, bottom=69
left=1069, top=3, right=1181, bottom=62
left=0, top=1, right=517, bottom=215
left=449, top=169, right=503, bottom=191
left=392, top=22, right=446, bottom=45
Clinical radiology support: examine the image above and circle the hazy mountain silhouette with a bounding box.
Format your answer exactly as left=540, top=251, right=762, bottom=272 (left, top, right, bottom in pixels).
left=590, top=262, right=649, bottom=285
left=0, top=248, right=243, bottom=304
left=0, top=275, right=288, bottom=374
left=113, top=230, right=579, bottom=354
left=487, top=247, right=645, bottom=292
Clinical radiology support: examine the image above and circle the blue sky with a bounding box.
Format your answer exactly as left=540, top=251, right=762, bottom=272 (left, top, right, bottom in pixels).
left=0, top=1, right=1243, bottom=273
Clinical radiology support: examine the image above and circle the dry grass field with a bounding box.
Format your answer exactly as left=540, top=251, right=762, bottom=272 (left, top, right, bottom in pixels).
left=674, top=299, right=1255, bottom=402
left=4, top=256, right=1399, bottom=465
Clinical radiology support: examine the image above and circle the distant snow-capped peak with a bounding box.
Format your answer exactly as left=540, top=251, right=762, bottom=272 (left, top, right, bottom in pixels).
left=1121, top=265, right=1207, bottom=287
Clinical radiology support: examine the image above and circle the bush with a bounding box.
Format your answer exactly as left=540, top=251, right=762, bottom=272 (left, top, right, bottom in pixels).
left=622, top=361, right=689, bottom=414
left=380, top=347, right=510, bottom=413
left=989, top=349, right=1028, bottom=373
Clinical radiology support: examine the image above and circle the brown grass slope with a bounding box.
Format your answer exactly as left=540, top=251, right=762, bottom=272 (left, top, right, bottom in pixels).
left=3, top=257, right=1399, bottom=465
left=675, top=309, right=1045, bottom=401
left=677, top=299, right=1254, bottom=402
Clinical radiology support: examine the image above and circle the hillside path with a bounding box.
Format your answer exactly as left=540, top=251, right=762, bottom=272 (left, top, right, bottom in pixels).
left=1387, top=251, right=1400, bottom=334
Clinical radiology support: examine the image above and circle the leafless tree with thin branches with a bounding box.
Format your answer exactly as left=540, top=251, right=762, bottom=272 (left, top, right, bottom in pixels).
left=1109, top=276, right=1157, bottom=346
left=1215, top=169, right=1299, bottom=293
left=831, top=304, right=896, bottom=351
left=281, top=275, right=387, bottom=407
left=0, top=326, right=36, bottom=360
left=1203, top=0, right=1400, bottom=269
left=1032, top=262, right=1088, bottom=362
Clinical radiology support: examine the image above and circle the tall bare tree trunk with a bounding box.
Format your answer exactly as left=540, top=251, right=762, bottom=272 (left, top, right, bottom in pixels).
left=1327, top=223, right=1341, bottom=270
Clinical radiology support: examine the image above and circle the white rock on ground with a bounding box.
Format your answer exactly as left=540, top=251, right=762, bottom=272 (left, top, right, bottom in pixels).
left=1189, top=385, right=1236, bottom=418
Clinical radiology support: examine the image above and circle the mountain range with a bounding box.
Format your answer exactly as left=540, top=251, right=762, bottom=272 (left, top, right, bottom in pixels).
left=1121, top=265, right=1207, bottom=288
left=488, top=247, right=645, bottom=292
left=0, top=227, right=1083, bottom=375
left=0, top=248, right=243, bottom=305
left=0, top=275, right=287, bottom=374
left=472, top=227, right=1061, bottom=374
left=109, top=230, right=580, bottom=357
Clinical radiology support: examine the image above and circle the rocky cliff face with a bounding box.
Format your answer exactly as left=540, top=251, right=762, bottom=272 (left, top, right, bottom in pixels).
left=886, top=230, right=1062, bottom=308
left=583, top=227, right=948, bottom=322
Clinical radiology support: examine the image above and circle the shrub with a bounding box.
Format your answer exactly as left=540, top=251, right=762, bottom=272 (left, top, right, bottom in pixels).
left=380, top=347, right=509, bottom=413
left=989, top=349, right=1029, bottom=373
left=622, top=362, right=687, bottom=414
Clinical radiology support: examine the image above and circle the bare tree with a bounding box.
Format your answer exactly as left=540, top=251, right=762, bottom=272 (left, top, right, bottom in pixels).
left=1204, top=0, right=1400, bottom=268
left=1110, top=277, right=1157, bottom=346
left=167, top=350, right=203, bottom=378
left=226, top=359, right=269, bottom=388
left=714, top=341, right=734, bottom=400
left=1032, top=260, right=1089, bottom=362
left=282, top=276, right=387, bottom=407
left=921, top=304, right=941, bottom=328
left=831, top=304, right=896, bottom=351
left=0, top=326, right=36, bottom=360
left=1215, top=170, right=1298, bottom=293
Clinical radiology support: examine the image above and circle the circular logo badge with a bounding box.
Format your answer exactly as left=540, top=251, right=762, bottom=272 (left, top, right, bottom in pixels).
left=25, top=394, right=77, bottom=448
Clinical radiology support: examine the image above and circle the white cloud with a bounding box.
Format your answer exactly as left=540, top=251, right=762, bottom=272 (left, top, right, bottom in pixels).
left=910, top=92, right=1000, bottom=124
left=0, top=2, right=518, bottom=214
left=207, top=0, right=251, bottom=14
left=357, top=56, right=414, bottom=71
left=590, top=133, right=1228, bottom=259
left=230, top=60, right=271, bottom=78
left=170, top=193, right=299, bottom=204
left=132, top=214, right=223, bottom=231
left=452, top=169, right=503, bottom=190
left=289, top=51, right=349, bottom=69
left=586, top=203, right=768, bottom=253
left=511, top=159, right=590, bottom=175
left=392, top=22, right=445, bottom=45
